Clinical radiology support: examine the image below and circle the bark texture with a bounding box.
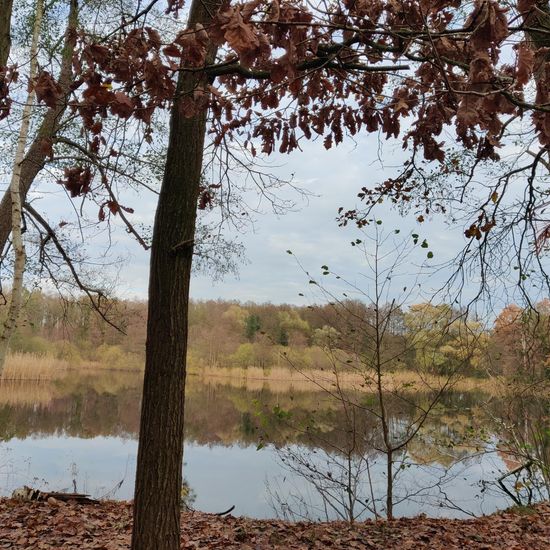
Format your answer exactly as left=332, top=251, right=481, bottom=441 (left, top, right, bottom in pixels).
left=0, top=0, right=12, bottom=67
left=0, top=0, right=77, bottom=257
left=130, top=0, right=220, bottom=548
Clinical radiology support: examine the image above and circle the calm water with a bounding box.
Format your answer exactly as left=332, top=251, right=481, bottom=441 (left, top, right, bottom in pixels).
left=0, top=371, right=540, bottom=519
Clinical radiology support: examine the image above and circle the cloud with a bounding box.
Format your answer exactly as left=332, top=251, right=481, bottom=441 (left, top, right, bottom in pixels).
left=18, top=131, right=468, bottom=304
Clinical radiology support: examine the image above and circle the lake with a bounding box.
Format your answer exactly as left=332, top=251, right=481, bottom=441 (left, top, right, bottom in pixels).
left=0, top=370, right=545, bottom=520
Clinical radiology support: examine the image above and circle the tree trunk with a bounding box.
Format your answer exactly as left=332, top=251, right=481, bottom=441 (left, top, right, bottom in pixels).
left=386, top=449, right=393, bottom=520
left=130, top=0, right=220, bottom=548
left=0, top=0, right=77, bottom=257
left=0, top=0, right=13, bottom=67
left=0, top=0, right=43, bottom=374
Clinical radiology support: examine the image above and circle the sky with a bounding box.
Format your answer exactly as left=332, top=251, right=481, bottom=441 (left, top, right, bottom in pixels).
left=16, top=130, right=469, bottom=306
left=188, top=136, right=461, bottom=305
left=3, top=110, right=543, bottom=314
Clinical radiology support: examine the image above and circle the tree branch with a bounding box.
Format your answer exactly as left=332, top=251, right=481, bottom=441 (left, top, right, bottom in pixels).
left=24, top=202, right=125, bottom=335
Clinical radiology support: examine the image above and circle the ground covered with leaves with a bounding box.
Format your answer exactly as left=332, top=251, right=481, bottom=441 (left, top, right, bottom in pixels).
left=0, top=499, right=549, bottom=549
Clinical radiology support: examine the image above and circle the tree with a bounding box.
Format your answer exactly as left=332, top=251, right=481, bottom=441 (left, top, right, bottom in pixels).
left=244, top=313, right=261, bottom=341
left=404, top=303, right=487, bottom=376
left=276, top=327, right=289, bottom=347
left=271, top=229, right=482, bottom=521
left=0, top=0, right=12, bottom=68
left=6, top=1, right=550, bottom=548
left=491, top=301, right=550, bottom=378
left=0, top=0, right=44, bottom=373
left=0, top=1, right=145, bottom=348
left=0, top=0, right=79, bottom=255
left=130, top=0, right=222, bottom=545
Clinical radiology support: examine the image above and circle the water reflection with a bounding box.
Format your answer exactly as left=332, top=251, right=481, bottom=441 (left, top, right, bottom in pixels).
left=0, top=371, right=545, bottom=519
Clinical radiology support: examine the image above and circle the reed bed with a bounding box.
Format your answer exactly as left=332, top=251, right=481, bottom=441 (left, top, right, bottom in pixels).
left=0, top=351, right=142, bottom=381
left=1, top=352, right=69, bottom=381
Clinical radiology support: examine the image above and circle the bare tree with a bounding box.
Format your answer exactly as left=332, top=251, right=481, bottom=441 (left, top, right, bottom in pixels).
left=270, top=227, right=485, bottom=521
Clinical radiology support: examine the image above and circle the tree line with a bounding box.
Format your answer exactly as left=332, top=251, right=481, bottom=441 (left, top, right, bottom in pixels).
left=3, top=290, right=549, bottom=380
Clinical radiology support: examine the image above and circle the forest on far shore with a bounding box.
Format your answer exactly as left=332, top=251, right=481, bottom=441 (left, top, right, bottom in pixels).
left=2, top=290, right=549, bottom=380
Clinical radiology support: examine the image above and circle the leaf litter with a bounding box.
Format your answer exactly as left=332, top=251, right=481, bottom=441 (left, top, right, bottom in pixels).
left=0, top=499, right=549, bottom=549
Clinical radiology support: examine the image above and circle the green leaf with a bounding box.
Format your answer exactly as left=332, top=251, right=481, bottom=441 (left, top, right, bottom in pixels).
left=256, top=442, right=265, bottom=451
left=286, top=250, right=292, bottom=254
left=421, top=239, right=429, bottom=248
left=427, top=251, right=434, bottom=259
left=321, top=265, right=328, bottom=270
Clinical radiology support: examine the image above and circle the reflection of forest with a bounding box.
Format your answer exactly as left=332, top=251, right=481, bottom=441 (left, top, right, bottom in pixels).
left=0, top=374, right=142, bottom=440
left=0, top=374, right=546, bottom=475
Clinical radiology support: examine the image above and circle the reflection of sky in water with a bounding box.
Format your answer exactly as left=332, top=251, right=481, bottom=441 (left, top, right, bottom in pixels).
left=0, top=436, right=510, bottom=519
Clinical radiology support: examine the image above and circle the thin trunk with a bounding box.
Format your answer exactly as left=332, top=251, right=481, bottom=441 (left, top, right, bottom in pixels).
left=130, top=0, right=220, bottom=548
left=346, top=451, right=354, bottom=523
left=0, top=0, right=78, bottom=257
left=386, top=449, right=393, bottom=520
left=0, top=0, right=13, bottom=67
left=0, top=0, right=43, bottom=374
left=372, top=238, right=394, bottom=519
left=365, top=458, right=378, bottom=519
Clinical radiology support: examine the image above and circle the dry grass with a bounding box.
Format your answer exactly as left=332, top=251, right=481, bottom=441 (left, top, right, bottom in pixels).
left=0, top=351, right=493, bottom=395
left=0, top=351, right=142, bottom=381
left=1, top=352, right=70, bottom=381
left=190, top=364, right=493, bottom=394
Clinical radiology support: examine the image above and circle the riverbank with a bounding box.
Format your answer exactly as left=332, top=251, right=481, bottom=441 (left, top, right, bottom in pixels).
left=0, top=499, right=548, bottom=549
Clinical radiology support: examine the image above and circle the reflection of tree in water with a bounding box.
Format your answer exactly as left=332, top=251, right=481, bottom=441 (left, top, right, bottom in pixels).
left=0, top=374, right=143, bottom=441
left=0, top=373, right=544, bottom=514
left=262, top=384, right=550, bottom=521
left=262, top=389, right=490, bottom=522
left=486, top=390, right=550, bottom=506
left=0, top=374, right=486, bottom=453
